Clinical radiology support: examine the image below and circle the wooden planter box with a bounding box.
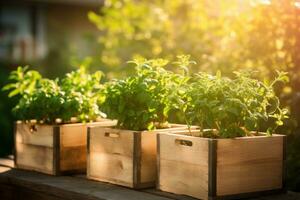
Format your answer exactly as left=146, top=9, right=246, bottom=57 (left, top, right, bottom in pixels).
left=157, top=131, right=286, bottom=200
left=14, top=120, right=116, bottom=175
left=87, top=125, right=190, bottom=189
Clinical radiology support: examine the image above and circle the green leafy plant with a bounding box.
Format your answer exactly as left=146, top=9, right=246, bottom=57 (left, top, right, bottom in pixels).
left=182, top=70, right=289, bottom=138
left=3, top=66, right=105, bottom=124
left=61, top=66, right=106, bottom=122
left=2, top=66, right=42, bottom=98
left=101, top=57, right=189, bottom=131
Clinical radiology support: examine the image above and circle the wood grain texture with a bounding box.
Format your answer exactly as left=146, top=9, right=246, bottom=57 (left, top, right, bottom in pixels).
left=88, top=127, right=135, bottom=187
left=15, top=121, right=114, bottom=175
left=216, top=135, right=284, bottom=196
left=16, top=143, right=54, bottom=174
left=0, top=157, right=297, bottom=200
left=87, top=125, right=189, bottom=188
left=139, top=128, right=183, bottom=186
left=16, top=123, right=54, bottom=147
left=157, top=132, right=285, bottom=199
left=140, top=131, right=157, bottom=184
left=15, top=123, right=54, bottom=174
left=158, top=133, right=209, bottom=200
left=59, top=124, right=87, bottom=172
left=87, top=120, right=118, bottom=128
left=0, top=166, right=174, bottom=200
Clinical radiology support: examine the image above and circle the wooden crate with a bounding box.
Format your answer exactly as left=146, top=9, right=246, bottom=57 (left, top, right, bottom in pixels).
left=14, top=120, right=116, bottom=175
left=157, top=131, right=286, bottom=200
left=87, top=125, right=190, bottom=188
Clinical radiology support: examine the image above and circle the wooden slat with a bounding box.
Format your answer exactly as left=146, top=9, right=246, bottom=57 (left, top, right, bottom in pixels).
left=0, top=157, right=297, bottom=200
left=89, top=127, right=134, bottom=156
left=16, top=143, right=54, bottom=174
left=140, top=131, right=157, bottom=184
left=60, top=124, right=87, bottom=147
left=59, top=124, right=87, bottom=172
left=158, top=133, right=209, bottom=200
left=87, top=120, right=118, bottom=128
left=60, top=146, right=86, bottom=172
left=216, top=135, right=284, bottom=196
left=15, top=123, right=54, bottom=174
left=0, top=166, right=176, bottom=200
left=16, top=123, right=53, bottom=147
left=88, top=127, right=135, bottom=187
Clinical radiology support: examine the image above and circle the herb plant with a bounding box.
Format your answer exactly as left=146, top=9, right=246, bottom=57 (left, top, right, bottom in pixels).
left=61, top=67, right=105, bottom=122
left=101, top=57, right=189, bottom=131
left=2, top=66, right=41, bottom=98
left=3, top=66, right=105, bottom=124
left=182, top=71, right=289, bottom=138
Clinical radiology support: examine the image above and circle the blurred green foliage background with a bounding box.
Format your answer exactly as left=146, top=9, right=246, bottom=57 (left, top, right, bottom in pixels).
left=87, top=1, right=300, bottom=190
left=1, top=0, right=300, bottom=191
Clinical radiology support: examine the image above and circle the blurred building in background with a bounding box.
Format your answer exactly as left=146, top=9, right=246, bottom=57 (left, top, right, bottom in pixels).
left=0, top=0, right=103, bottom=158
left=0, top=0, right=102, bottom=69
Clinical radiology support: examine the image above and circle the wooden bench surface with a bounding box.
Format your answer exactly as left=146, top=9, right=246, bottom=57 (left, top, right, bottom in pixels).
left=0, top=157, right=299, bottom=200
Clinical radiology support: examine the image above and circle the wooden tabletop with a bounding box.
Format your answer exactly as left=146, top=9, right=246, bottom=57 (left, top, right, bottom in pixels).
left=0, top=157, right=299, bottom=200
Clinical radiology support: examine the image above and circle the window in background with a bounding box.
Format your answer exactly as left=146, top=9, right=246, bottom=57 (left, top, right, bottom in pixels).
left=0, top=5, right=47, bottom=62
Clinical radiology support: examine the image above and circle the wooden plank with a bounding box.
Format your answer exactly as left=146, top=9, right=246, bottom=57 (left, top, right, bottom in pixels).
left=16, top=143, right=54, bottom=174
left=60, top=146, right=86, bottom=172
left=140, top=131, right=157, bottom=185
left=88, top=127, right=135, bottom=187
left=59, top=124, right=86, bottom=173
left=216, top=135, right=284, bottom=196
left=15, top=122, right=55, bottom=175
left=0, top=167, right=173, bottom=200
left=158, top=133, right=209, bottom=200
left=60, top=123, right=87, bottom=147
left=133, top=132, right=142, bottom=188
left=89, top=127, right=135, bottom=156
left=16, top=123, right=53, bottom=147
left=87, top=120, right=118, bottom=128
left=53, top=127, right=60, bottom=175
left=0, top=158, right=298, bottom=200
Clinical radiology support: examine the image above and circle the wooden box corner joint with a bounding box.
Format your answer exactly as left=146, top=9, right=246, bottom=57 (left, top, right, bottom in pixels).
left=87, top=125, right=188, bottom=189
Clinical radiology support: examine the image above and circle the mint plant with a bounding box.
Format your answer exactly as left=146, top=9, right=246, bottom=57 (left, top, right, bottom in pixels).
left=101, top=57, right=189, bottom=131
left=2, top=66, right=41, bottom=98
left=3, top=66, right=105, bottom=124
left=182, top=71, right=289, bottom=138
left=61, top=67, right=106, bottom=122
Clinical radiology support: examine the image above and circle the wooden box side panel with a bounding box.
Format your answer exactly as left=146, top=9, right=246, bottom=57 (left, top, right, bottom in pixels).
left=15, top=123, right=54, bottom=174
left=88, top=127, right=134, bottom=187
left=140, top=131, right=157, bottom=186
left=139, top=126, right=192, bottom=187
left=158, top=133, right=209, bottom=200
left=16, top=123, right=54, bottom=147
left=216, top=135, right=284, bottom=196
left=59, top=124, right=87, bottom=171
